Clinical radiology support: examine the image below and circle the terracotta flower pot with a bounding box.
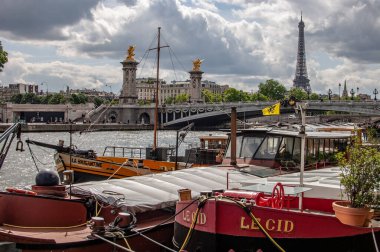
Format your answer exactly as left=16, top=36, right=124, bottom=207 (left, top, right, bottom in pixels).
left=332, top=201, right=370, bottom=227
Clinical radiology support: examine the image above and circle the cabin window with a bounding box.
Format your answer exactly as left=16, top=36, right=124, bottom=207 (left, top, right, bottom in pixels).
left=255, top=136, right=281, bottom=159
left=293, top=138, right=301, bottom=163
left=225, top=136, right=242, bottom=158
left=276, top=136, right=294, bottom=160
left=240, top=136, right=264, bottom=158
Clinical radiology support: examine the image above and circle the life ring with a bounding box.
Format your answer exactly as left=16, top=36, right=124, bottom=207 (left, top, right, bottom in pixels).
left=6, top=187, right=37, bottom=196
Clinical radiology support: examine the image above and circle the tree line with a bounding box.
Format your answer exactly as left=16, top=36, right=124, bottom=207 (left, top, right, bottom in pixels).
left=163, top=79, right=321, bottom=105
left=8, top=92, right=115, bottom=107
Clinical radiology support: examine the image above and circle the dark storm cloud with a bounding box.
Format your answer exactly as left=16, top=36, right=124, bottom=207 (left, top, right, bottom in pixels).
left=75, top=0, right=267, bottom=76
left=0, top=0, right=100, bottom=40
left=302, top=0, right=380, bottom=64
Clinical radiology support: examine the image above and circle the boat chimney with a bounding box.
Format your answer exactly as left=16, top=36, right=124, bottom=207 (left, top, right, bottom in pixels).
left=178, top=188, right=192, bottom=201
left=230, top=107, right=237, bottom=166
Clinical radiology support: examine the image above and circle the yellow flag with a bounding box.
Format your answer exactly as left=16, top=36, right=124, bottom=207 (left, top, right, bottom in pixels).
left=262, top=102, right=280, bottom=116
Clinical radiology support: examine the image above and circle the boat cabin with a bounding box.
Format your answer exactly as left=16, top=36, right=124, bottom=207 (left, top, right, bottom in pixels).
left=223, top=127, right=353, bottom=174
left=183, top=135, right=229, bottom=165
left=198, top=135, right=229, bottom=150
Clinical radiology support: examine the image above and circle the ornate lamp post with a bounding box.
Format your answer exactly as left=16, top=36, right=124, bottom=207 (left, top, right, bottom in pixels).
left=350, top=88, right=355, bottom=100
left=338, top=83, right=341, bottom=101
left=374, top=88, right=378, bottom=101
left=328, top=89, right=332, bottom=101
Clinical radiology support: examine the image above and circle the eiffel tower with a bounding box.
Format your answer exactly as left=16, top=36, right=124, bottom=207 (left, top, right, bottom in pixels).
left=293, top=14, right=311, bottom=92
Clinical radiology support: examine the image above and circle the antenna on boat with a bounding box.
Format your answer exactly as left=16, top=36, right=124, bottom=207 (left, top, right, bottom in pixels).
left=149, top=27, right=169, bottom=151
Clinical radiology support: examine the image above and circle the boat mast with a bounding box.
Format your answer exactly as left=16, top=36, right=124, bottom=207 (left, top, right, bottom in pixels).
left=153, top=27, right=161, bottom=150
left=149, top=27, right=168, bottom=150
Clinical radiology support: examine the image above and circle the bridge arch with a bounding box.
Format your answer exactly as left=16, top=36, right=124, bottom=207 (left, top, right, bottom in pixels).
left=107, top=110, right=119, bottom=123
left=139, top=112, right=150, bottom=125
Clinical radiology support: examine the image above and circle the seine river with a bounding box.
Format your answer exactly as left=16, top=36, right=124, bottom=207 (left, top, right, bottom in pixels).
left=0, top=130, right=221, bottom=190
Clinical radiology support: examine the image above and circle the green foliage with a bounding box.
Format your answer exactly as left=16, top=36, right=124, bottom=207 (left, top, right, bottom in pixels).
left=288, top=87, right=308, bottom=100
left=223, top=88, right=241, bottom=102
left=48, top=93, right=66, bottom=104
left=40, top=94, right=52, bottom=104
left=366, top=127, right=379, bottom=143
left=201, top=89, right=215, bottom=103
left=138, top=99, right=151, bottom=105
left=70, top=93, right=88, bottom=104
left=336, top=138, right=380, bottom=208
left=0, top=46, right=8, bottom=72
left=164, top=96, right=175, bottom=105
left=93, top=97, right=104, bottom=108
left=258, top=79, right=286, bottom=101
left=174, top=93, right=189, bottom=104
left=20, top=93, right=40, bottom=104
left=309, top=93, right=320, bottom=100
left=11, top=93, right=68, bottom=104
left=10, top=94, right=23, bottom=104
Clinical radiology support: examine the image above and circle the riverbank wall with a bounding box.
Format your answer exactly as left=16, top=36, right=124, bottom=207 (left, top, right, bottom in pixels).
left=0, top=123, right=154, bottom=133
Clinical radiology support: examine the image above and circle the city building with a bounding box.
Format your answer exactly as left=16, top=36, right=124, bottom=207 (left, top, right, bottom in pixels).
left=0, top=83, right=39, bottom=102
left=136, top=78, right=229, bottom=104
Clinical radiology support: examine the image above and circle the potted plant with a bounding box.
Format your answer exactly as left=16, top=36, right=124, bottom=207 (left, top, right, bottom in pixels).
left=333, top=136, right=380, bottom=226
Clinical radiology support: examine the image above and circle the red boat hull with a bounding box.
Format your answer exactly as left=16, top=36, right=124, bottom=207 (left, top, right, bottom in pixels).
left=0, top=192, right=174, bottom=251
left=174, top=198, right=380, bottom=252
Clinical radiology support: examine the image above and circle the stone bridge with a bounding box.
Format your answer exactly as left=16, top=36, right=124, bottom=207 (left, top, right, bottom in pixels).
left=90, top=101, right=380, bottom=129
left=160, top=101, right=380, bottom=128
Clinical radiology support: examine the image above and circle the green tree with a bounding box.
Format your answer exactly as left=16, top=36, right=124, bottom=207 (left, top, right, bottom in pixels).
left=48, top=93, right=66, bottom=104
left=258, top=79, right=286, bottom=100
left=94, top=97, right=104, bottom=108
left=202, top=89, right=216, bottom=103
left=70, top=93, right=88, bottom=104
left=249, top=92, right=269, bottom=101
left=0, top=43, right=8, bottom=72
left=214, top=93, right=223, bottom=102
left=175, top=93, right=189, bottom=104
left=288, top=87, right=308, bottom=101
left=239, top=90, right=250, bottom=102
left=164, top=96, right=175, bottom=105
left=40, top=94, right=52, bottom=104
left=223, top=88, right=241, bottom=102
left=11, top=94, right=23, bottom=104
left=310, top=93, right=320, bottom=100
left=20, top=93, right=40, bottom=104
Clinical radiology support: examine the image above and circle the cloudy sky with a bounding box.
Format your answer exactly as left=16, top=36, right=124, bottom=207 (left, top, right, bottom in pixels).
left=0, top=0, right=379, bottom=98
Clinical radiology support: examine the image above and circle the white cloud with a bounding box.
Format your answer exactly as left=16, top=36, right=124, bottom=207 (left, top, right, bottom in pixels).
left=1, top=0, right=380, bottom=96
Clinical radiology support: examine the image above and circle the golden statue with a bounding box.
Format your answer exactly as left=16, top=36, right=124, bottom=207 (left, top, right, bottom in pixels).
left=126, top=46, right=135, bottom=61
left=192, top=58, right=203, bottom=71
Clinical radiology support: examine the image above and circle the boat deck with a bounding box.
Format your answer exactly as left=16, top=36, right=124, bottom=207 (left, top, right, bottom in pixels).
left=0, top=225, right=91, bottom=244
left=71, top=165, right=346, bottom=214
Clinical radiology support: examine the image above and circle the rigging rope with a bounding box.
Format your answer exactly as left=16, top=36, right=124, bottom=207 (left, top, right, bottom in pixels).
left=93, top=234, right=135, bottom=252
left=131, top=230, right=177, bottom=252
left=3, top=222, right=87, bottom=229
left=176, top=196, right=286, bottom=252
left=26, top=141, right=40, bottom=172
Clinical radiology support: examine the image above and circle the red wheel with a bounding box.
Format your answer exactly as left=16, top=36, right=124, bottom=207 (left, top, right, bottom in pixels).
left=271, top=183, right=285, bottom=209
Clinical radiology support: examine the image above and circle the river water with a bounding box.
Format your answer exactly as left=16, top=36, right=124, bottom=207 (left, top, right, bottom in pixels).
left=0, top=130, right=221, bottom=190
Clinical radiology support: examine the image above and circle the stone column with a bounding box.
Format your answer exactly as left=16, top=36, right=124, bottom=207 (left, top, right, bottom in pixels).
left=189, top=58, right=204, bottom=103
left=119, top=46, right=139, bottom=104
